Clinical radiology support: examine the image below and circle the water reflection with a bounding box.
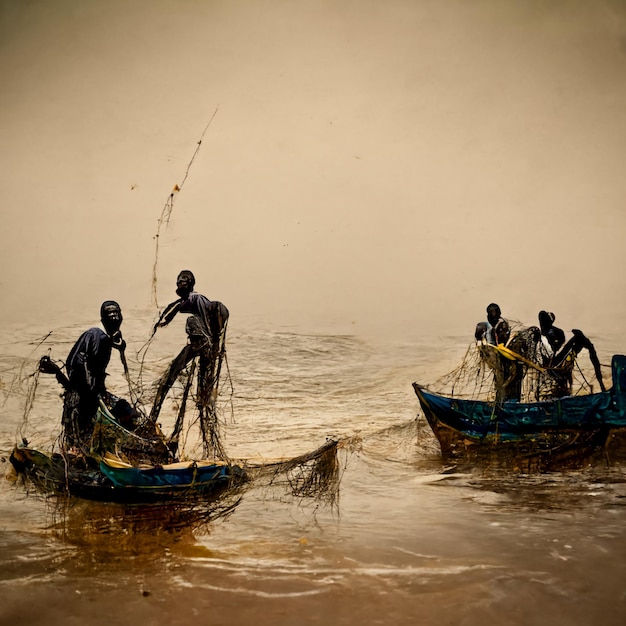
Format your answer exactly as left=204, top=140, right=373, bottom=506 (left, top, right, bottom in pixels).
left=422, top=463, right=626, bottom=515
left=41, top=489, right=246, bottom=559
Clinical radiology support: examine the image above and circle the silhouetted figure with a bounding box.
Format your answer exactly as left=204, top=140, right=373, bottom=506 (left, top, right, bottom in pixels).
left=533, top=310, right=605, bottom=397
left=549, top=328, right=606, bottom=397
left=150, top=271, right=229, bottom=433
left=538, top=310, right=566, bottom=356
left=61, top=301, right=126, bottom=447
left=475, top=303, right=522, bottom=402
left=474, top=303, right=511, bottom=346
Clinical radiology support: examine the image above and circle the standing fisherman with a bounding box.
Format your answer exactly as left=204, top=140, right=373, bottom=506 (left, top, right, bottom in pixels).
left=474, top=303, right=511, bottom=346
left=150, top=271, right=229, bottom=453
left=474, top=303, right=523, bottom=402
left=537, top=310, right=605, bottom=397
left=538, top=310, right=566, bottom=357
left=60, top=301, right=127, bottom=448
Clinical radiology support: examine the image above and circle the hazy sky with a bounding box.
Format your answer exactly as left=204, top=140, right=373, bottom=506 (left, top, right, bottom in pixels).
left=1, top=0, right=625, bottom=340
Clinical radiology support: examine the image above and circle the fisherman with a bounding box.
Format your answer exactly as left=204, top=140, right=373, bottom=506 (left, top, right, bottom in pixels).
left=150, top=270, right=229, bottom=422
left=474, top=303, right=511, bottom=346
left=474, top=303, right=521, bottom=402
left=60, top=301, right=127, bottom=448
left=538, top=310, right=566, bottom=357
left=540, top=315, right=606, bottom=397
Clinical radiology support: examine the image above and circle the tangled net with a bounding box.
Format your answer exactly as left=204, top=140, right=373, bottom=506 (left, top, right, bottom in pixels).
left=430, top=324, right=604, bottom=404
left=243, top=438, right=347, bottom=509
left=11, top=346, right=350, bottom=509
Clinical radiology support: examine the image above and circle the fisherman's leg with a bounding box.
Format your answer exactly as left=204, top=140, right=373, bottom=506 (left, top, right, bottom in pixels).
left=196, top=348, right=226, bottom=456
left=62, top=390, right=98, bottom=449
left=554, top=368, right=573, bottom=397
left=150, top=345, right=196, bottom=421
left=491, top=355, right=508, bottom=404
left=76, top=393, right=100, bottom=448
left=62, top=390, right=81, bottom=448
left=505, top=362, right=524, bottom=401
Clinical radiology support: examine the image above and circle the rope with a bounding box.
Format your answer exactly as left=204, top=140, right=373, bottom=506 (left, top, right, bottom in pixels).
left=151, top=107, right=220, bottom=307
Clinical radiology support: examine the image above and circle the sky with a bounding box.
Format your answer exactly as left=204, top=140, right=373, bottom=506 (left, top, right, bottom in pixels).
left=1, top=0, right=625, bottom=341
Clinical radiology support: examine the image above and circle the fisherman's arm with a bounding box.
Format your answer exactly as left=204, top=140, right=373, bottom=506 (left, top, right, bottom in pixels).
left=38, top=356, right=70, bottom=389
left=153, top=299, right=183, bottom=333
left=72, top=351, right=96, bottom=393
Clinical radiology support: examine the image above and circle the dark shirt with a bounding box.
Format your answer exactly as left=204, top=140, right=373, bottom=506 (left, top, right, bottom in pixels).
left=66, top=327, right=112, bottom=396
left=542, top=326, right=566, bottom=353
left=180, top=292, right=229, bottom=342
left=475, top=317, right=511, bottom=345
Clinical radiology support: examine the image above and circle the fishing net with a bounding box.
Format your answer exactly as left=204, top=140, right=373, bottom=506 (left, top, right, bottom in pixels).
left=90, top=402, right=172, bottom=464
left=428, top=325, right=602, bottom=404
left=139, top=330, right=231, bottom=463
left=8, top=116, right=350, bottom=507
left=12, top=343, right=351, bottom=508
left=241, top=437, right=357, bottom=510
left=150, top=108, right=219, bottom=308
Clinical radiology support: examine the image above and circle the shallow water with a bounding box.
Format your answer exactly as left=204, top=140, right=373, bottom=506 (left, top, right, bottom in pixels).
left=2, top=0, right=626, bottom=622
left=1, top=313, right=625, bottom=626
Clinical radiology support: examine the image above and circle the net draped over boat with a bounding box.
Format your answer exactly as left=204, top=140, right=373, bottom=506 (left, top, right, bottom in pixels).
left=11, top=340, right=349, bottom=508
left=429, top=324, right=604, bottom=404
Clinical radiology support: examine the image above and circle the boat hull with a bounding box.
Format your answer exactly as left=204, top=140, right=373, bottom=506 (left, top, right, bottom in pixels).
left=413, top=354, right=626, bottom=471
left=9, top=447, right=246, bottom=505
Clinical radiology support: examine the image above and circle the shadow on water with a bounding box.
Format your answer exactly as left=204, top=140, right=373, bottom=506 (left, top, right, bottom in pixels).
left=5, top=487, right=246, bottom=571
left=356, top=413, right=626, bottom=517
left=2, top=414, right=626, bottom=626
left=64, top=497, right=241, bottom=541
left=5, top=448, right=347, bottom=552
left=2, top=442, right=351, bottom=560
left=432, top=463, right=626, bottom=515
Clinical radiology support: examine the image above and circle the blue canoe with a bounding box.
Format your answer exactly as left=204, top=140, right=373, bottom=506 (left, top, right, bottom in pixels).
left=99, top=455, right=241, bottom=491
left=9, top=447, right=246, bottom=504
left=412, top=354, right=626, bottom=470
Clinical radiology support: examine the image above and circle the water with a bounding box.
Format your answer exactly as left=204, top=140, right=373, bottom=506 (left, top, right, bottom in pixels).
left=2, top=1, right=626, bottom=622
left=1, top=312, right=625, bottom=626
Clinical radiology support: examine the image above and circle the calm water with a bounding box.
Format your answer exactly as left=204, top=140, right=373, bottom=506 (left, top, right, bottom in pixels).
left=1, top=312, right=625, bottom=626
